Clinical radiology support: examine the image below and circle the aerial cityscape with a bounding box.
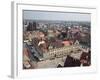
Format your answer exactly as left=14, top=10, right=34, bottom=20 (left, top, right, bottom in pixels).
left=23, top=11, right=91, bottom=69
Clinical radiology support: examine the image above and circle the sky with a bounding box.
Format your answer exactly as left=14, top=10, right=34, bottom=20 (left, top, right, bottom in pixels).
left=23, top=10, right=91, bottom=22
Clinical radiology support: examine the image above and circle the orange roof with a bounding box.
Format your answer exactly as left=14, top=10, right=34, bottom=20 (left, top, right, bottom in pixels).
left=62, top=41, right=71, bottom=46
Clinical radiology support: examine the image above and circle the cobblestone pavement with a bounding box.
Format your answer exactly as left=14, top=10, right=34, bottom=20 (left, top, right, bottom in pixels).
left=36, top=57, right=67, bottom=68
